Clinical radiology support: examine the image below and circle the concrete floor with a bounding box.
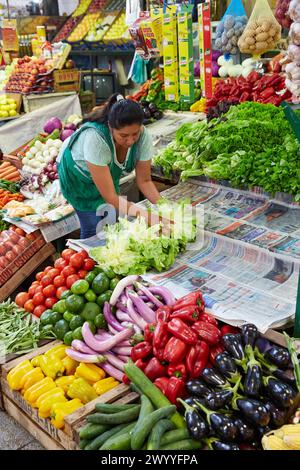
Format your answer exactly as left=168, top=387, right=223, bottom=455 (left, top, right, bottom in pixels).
left=0, top=411, right=44, bottom=450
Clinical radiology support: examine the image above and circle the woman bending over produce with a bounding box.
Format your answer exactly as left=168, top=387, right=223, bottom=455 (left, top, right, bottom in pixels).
left=58, top=94, right=163, bottom=238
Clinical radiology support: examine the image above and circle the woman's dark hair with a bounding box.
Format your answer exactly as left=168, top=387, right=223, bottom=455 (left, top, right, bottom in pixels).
left=83, top=93, right=144, bottom=129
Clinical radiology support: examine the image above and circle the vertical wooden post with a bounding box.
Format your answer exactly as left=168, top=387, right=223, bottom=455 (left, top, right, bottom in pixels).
left=294, top=272, right=300, bottom=339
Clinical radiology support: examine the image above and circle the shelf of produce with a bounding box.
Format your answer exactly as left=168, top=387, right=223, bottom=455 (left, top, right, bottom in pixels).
left=1, top=340, right=138, bottom=449
left=0, top=242, right=56, bottom=302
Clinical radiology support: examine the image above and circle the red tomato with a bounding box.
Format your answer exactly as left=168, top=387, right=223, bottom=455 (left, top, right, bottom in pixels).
left=5, top=251, right=15, bottom=262
left=12, top=245, right=23, bottom=256
left=44, top=297, right=58, bottom=309
left=18, top=238, right=30, bottom=249
left=53, top=275, right=65, bottom=288
left=31, top=281, right=40, bottom=288
left=47, top=268, right=60, bottom=279
left=34, top=286, right=44, bottom=294
left=56, top=286, right=68, bottom=299
left=33, top=305, right=47, bottom=318
left=79, top=250, right=89, bottom=259
left=24, top=299, right=35, bottom=313
left=66, top=274, right=80, bottom=289
left=4, top=241, right=14, bottom=251
left=40, top=275, right=53, bottom=287
left=83, top=258, right=95, bottom=271
left=43, top=284, right=56, bottom=298
left=78, top=270, right=88, bottom=279
left=32, top=292, right=45, bottom=306
left=28, top=285, right=36, bottom=298
left=61, top=265, right=76, bottom=278
left=44, top=266, right=53, bottom=273
left=36, top=271, right=45, bottom=282
left=9, top=232, right=20, bottom=244
left=0, top=245, right=6, bottom=256
left=69, top=253, right=84, bottom=270
left=15, top=292, right=30, bottom=307
left=0, top=257, right=6, bottom=269
left=54, top=258, right=68, bottom=271
left=26, top=233, right=36, bottom=241
left=61, top=248, right=76, bottom=261
left=14, top=227, right=26, bottom=237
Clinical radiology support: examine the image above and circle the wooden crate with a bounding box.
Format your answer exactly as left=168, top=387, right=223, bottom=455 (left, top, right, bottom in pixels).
left=53, top=69, right=80, bottom=93
left=23, top=92, right=77, bottom=114
left=1, top=340, right=137, bottom=450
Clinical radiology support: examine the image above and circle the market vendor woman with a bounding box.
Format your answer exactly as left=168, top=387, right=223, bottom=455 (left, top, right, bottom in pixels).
left=58, top=93, right=162, bottom=238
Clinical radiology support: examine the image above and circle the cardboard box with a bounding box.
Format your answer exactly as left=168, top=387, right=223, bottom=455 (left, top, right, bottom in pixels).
left=140, top=16, right=162, bottom=58
left=53, top=69, right=80, bottom=92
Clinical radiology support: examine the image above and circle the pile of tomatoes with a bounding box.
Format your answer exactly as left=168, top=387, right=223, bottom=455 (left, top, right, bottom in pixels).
left=15, top=248, right=95, bottom=318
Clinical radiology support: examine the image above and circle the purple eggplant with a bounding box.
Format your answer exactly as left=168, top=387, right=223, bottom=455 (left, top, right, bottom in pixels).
left=236, top=398, right=270, bottom=427
left=272, top=368, right=296, bottom=387
left=264, top=401, right=287, bottom=428
left=244, top=364, right=262, bottom=398
left=212, top=440, right=240, bottom=451
left=183, top=397, right=206, bottom=408
left=205, top=390, right=233, bottom=410
left=255, top=337, right=272, bottom=354
left=265, top=346, right=291, bottom=369
left=241, top=323, right=258, bottom=347
left=222, top=333, right=244, bottom=360
left=264, top=377, right=297, bottom=409
left=201, top=367, right=227, bottom=387
left=233, top=416, right=256, bottom=443
left=186, top=379, right=212, bottom=398
left=210, top=414, right=238, bottom=442
left=178, top=399, right=208, bottom=440
left=214, top=352, right=237, bottom=378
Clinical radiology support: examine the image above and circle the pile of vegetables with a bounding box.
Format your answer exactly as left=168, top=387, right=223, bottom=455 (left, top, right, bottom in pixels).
left=215, top=14, right=247, bottom=56
left=0, top=227, right=36, bottom=270
left=90, top=200, right=197, bottom=276
left=284, top=0, right=300, bottom=97
left=0, top=162, right=20, bottom=182
left=275, top=0, right=292, bottom=29
left=0, top=186, right=24, bottom=209
left=154, top=102, right=300, bottom=199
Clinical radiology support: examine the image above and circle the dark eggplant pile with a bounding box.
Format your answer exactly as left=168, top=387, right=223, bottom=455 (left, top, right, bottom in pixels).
left=180, top=324, right=300, bottom=450
left=140, top=101, right=163, bottom=125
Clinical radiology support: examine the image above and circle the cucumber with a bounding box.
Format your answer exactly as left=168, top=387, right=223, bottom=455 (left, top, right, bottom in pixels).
left=131, top=405, right=176, bottom=450
left=160, top=428, right=190, bottom=446
left=160, top=439, right=202, bottom=451
left=79, top=423, right=109, bottom=440
left=84, top=423, right=129, bottom=450
left=95, top=403, right=137, bottom=414
left=134, top=395, right=154, bottom=431
left=99, top=422, right=136, bottom=450
left=147, top=419, right=174, bottom=450
left=79, top=438, right=90, bottom=450
left=87, top=405, right=141, bottom=425
left=124, top=363, right=185, bottom=429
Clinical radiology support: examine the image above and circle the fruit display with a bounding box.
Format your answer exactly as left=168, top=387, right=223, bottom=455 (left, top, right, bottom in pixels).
left=85, top=13, right=116, bottom=42
left=102, top=12, right=131, bottom=44
left=72, top=0, right=93, bottom=16
left=5, top=56, right=54, bottom=94
left=0, top=95, right=19, bottom=119
left=0, top=226, right=39, bottom=274
left=0, top=62, right=16, bottom=91
left=67, top=13, right=101, bottom=42
left=52, top=16, right=83, bottom=43
left=88, top=0, right=108, bottom=13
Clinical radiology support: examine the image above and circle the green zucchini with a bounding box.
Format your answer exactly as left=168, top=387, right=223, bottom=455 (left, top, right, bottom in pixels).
left=160, top=428, right=190, bottom=446
left=124, top=363, right=185, bottom=429
left=147, top=419, right=174, bottom=450
left=79, top=423, right=109, bottom=440
left=95, top=403, right=137, bottom=414
left=131, top=405, right=176, bottom=450
left=84, top=423, right=129, bottom=450
left=86, top=405, right=141, bottom=425
left=160, top=439, right=202, bottom=451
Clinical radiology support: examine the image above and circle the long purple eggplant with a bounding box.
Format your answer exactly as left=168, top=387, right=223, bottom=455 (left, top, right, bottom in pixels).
left=135, top=282, right=164, bottom=307
left=66, top=348, right=106, bottom=363
left=111, top=346, right=132, bottom=356
left=116, top=310, right=131, bottom=322
left=104, top=353, right=126, bottom=371
left=110, top=275, right=139, bottom=306
left=103, top=302, right=123, bottom=332
left=82, top=322, right=133, bottom=353
left=148, top=286, right=175, bottom=306
left=100, top=362, right=124, bottom=381
left=71, top=340, right=97, bottom=355
left=126, top=298, right=147, bottom=330
left=128, top=290, right=156, bottom=323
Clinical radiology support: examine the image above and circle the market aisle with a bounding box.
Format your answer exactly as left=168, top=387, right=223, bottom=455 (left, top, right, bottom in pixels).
left=0, top=411, right=44, bottom=450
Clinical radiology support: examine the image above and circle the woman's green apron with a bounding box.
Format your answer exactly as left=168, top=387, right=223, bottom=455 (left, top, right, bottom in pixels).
left=58, top=122, right=139, bottom=211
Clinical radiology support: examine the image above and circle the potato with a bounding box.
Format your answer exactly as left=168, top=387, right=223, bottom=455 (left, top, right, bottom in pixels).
left=245, top=36, right=255, bottom=45
left=261, top=19, right=272, bottom=31
left=255, top=26, right=265, bottom=35
left=269, top=27, right=278, bottom=37
left=256, top=41, right=267, bottom=50
left=249, top=44, right=257, bottom=50
left=256, top=32, right=269, bottom=41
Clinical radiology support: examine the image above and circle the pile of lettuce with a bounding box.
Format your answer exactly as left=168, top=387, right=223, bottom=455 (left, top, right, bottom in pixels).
left=90, top=200, right=197, bottom=275
left=153, top=102, right=300, bottom=200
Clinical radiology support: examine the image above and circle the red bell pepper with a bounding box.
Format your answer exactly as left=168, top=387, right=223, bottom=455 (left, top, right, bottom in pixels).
left=192, top=321, right=221, bottom=346
left=209, top=344, right=224, bottom=364
left=130, top=341, right=152, bottom=362
left=172, top=291, right=203, bottom=311
left=156, top=306, right=172, bottom=322
left=144, top=357, right=167, bottom=381
left=122, top=374, right=130, bottom=385
left=170, top=305, right=201, bottom=323
left=135, top=358, right=148, bottom=372
left=163, top=337, right=187, bottom=364
left=247, top=71, right=261, bottom=83
left=154, top=377, right=169, bottom=395
left=199, top=312, right=218, bottom=327
left=153, top=320, right=169, bottom=349
left=153, top=345, right=165, bottom=362
left=259, top=87, right=275, bottom=100
left=167, top=318, right=198, bottom=345
left=144, top=322, right=156, bottom=343
left=165, top=377, right=186, bottom=405
left=220, top=325, right=239, bottom=336
left=186, top=341, right=209, bottom=379
left=239, top=92, right=251, bottom=103
left=167, top=363, right=187, bottom=380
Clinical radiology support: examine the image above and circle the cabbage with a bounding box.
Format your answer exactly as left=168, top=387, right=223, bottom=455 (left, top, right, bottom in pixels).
left=43, top=117, right=62, bottom=134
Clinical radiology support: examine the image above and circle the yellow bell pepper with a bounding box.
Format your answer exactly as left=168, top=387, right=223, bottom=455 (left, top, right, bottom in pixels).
left=62, top=356, right=78, bottom=376
left=45, top=344, right=67, bottom=360
left=7, top=360, right=33, bottom=390
left=38, top=388, right=67, bottom=418
left=67, top=377, right=98, bottom=404
left=31, top=355, right=43, bottom=367
left=93, top=377, right=118, bottom=396
left=51, top=398, right=83, bottom=429
left=55, top=375, right=76, bottom=394
left=24, top=377, right=56, bottom=406
left=22, top=367, right=45, bottom=391
left=75, top=363, right=105, bottom=383
left=39, top=355, right=65, bottom=379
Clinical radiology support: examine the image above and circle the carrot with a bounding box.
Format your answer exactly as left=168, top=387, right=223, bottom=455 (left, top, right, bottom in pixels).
left=6, top=176, right=20, bottom=182
left=0, top=168, right=18, bottom=179
left=5, top=172, right=20, bottom=181
left=0, top=162, right=11, bottom=170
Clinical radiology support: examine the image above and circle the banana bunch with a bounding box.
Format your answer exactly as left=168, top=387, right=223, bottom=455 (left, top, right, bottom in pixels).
left=262, top=424, right=300, bottom=450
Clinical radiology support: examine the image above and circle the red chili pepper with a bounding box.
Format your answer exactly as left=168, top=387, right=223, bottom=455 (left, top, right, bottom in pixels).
left=153, top=320, right=169, bottom=349
left=264, top=95, right=283, bottom=106
left=252, top=91, right=260, bottom=102
left=130, top=341, right=153, bottom=362
left=156, top=306, right=172, bottom=322
left=135, top=358, right=148, bottom=371
left=170, top=305, right=201, bottom=323
left=172, top=291, right=203, bottom=311
left=186, top=341, right=209, bottom=378
left=259, top=87, right=275, bottom=100
left=192, top=321, right=221, bottom=346
left=144, top=322, right=156, bottom=343
left=239, top=92, right=251, bottom=103
left=246, top=71, right=261, bottom=84
left=209, top=344, right=224, bottom=364
left=199, top=312, right=218, bottom=327
left=154, top=377, right=169, bottom=395
left=165, top=377, right=186, bottom=405
left=163, top=337, right=187, bottom=364
left=153, top=345, right=165, bottom=362
left=220, top=325, right=239, bottom=336
left=144, top=357, right=167, bottom=381
left=167, top=363, right=187, bottom=380
left=167, top=318, right=198, bottom=345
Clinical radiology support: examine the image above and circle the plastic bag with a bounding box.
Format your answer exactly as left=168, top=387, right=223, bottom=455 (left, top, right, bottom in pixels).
left=289, top=22, right=300, bottom=45
left=128, top=51, right=149, bottom=85
left=238, top=0, right=281, bottom=57
left=275, top=0, right=292, bottom=29
left=215, top=0, right=247, bottom=55
left=289, top=0, right=300, bottom=22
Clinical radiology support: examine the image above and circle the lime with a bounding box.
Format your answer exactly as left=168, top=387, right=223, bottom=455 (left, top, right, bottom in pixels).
left=65, top=294, right=85, bottom=314
left=96, top=290, right=112, bottom=307
left=102, top=267, right=116, bottom=279
left=72, top=326, right=83, bottom=341
left=81, top=302, right=101, bottom=321
left=85, top=272, right=96, bottom=285
left=60, top=289, right=72, bottom=300
left=54, top=319, right=70, bottom=340
left=63, top=311, right=75, bottom=323
left=53, top=300, right=67, bottom=314
left=69, top=315, right=85, bottom=331
left=110, top=277, right=120, bottom=291
left=92, top=273, right=110, bottom=294
left=64, top=331, right=74, bottom=346
left=92, top=267, right=103, bottom=276
left=71, top=279, right=90, bottom=295
left=41, top=310, right=62, bottom=326
left=94, top=314, right=107, bottom=329
left=85, top=289, right=97, bottom=302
